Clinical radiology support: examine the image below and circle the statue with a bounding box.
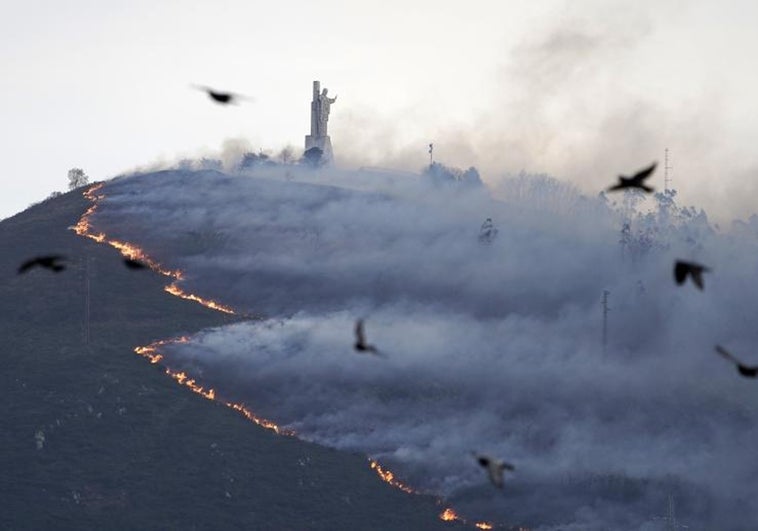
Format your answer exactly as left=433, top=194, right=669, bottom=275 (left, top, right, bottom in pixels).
left=316, top=88, right=337, bottom=136
left=305, top=81, right=336, bottom=164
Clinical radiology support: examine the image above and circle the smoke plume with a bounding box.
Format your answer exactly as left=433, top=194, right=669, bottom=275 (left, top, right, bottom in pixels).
left=89, top=165, right=758, bottom=529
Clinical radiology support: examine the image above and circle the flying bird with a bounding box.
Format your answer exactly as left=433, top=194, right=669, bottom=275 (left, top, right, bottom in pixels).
left=607, top=162, right=657, bottom=193
left=354, top=319, right=379, bottom=355
left=716, top=345, right=758, bottom=378
left=18, top=255, right=66, bottom=274
left=472, top=452, right=515, bottom=489
left=674, top=260, right=710, bottom=290
left=191, top=84, right=252, bottom=105
left=123, top=258, right=147, bottom=270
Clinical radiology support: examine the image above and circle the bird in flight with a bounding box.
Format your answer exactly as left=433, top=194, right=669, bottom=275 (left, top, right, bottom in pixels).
left=472, top=452, right=515, bottom=489
left=354, top=319, right=379, bottom=355
left=674, top=260, right=710, bottom=290
left=18, top=255, right=66, bottom=274
left=191, top=84, right=253, bottom=105
left=715, top=345, right=758, bottom=378
left=123, top=258, right=148, bottom=270
left=607, top=162, right=657, bottom=193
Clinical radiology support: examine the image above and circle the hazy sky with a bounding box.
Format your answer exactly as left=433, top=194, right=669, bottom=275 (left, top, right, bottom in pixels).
left=2, top=0, right=758, bottom=220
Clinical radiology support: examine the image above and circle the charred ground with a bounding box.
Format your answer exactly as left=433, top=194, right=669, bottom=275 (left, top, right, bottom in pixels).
left=0, top=189, right=460, bottom=530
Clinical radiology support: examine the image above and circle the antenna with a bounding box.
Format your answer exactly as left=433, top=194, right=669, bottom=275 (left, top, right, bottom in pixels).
left=664, top=148, right=673, bottom=192
left=428, top=143, right=434, bottom=165
left=83, top=256, right=91, bottom=346
left=602, top=290, right=611, bottom=353
left=652, top=494, right=688, bottom=530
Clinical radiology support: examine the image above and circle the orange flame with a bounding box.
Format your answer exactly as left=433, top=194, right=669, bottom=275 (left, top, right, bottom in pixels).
left=369, top=460, right=416, bottom=494
left=74, top=182, right=504, bottom=530
left=440, top=508, right=463, bottom=522
left=133, top=337, right=293, bottom=435
left=71, top=183, right=235, bottom=315
left=165, top=282, right=235, bottom=314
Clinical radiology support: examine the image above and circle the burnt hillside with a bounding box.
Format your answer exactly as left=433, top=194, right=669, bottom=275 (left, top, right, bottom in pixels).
left=0, top=188, right=458, bottom=530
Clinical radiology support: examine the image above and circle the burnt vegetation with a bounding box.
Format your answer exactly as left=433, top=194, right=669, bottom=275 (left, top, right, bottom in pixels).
left=0, top=191, right=461, bottom=530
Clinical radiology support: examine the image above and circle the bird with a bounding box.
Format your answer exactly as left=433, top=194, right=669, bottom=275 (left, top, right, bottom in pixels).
left=715, top=345, right=758, bottom=378
left=123, top=258, right=147, bottom=270
left=354, top=319, right=379, bottom=354
left=191, top=84, right=252, bottom=105
left=18, top=255, right=66, bottom=274
left=674, top=260, right=710, bottom=290
left=472, top=452, right=515, bottom=489
left=606, top=162, right=657, bottom=193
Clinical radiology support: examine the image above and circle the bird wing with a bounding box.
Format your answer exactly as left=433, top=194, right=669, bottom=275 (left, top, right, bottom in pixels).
left=673, top=261, right=688, bottom=285
left=488, top=463, right=504, bottom=488
left=716, top=345, right=740, bottom=365
left=631, top=161, right=657, bottom=182
left=124, top=258, right=147, bottom=269
left=190, top=84, right=213, bottom=93
left=18, top=258, right=39, bottom=274
left=355, top=319, right=366, bottom=345
left=691, top=270, right=705, bottom=290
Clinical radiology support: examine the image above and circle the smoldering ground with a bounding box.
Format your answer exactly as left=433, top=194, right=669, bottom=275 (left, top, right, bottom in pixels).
left=91, top=168, right=758, bottom=529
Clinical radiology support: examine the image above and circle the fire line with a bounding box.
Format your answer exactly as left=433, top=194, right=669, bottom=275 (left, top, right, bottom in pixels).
left=72, top=183, right=507, bottom=530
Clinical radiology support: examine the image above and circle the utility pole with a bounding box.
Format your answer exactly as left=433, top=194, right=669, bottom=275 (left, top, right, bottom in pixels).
left=664, top=148, right=673, bottom=192
left=83, top=256, right=91, bottom=346
left=601, top=290, right=610, bottom=353
left=428, top=143, right=434, bottom=165
left=652, top=495, right=688, bottom=530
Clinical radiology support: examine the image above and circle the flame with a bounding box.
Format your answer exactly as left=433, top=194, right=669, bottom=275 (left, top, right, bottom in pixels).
left=71, top=183, right=235, bottom=315
left=440, top=508, right=463, bottom=522
left=133, top=337, right=293, bottom=435
left=74, top=182, right=505, bottom=530
left=369, top=460, right=417, bottom=494
left=164, top=282, right=235, bottom=314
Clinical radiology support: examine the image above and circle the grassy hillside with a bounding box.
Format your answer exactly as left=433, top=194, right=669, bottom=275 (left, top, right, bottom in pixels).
left=0, top=188, right=461, bottom=530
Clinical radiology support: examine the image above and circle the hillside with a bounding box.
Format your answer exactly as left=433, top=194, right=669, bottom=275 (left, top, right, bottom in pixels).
left=0, top=188, right=460, bottom=530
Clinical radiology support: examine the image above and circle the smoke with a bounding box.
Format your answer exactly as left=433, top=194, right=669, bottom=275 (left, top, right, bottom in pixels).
left=91, top=166, right=758, bottom=529
left=331, top=1, right=752, bottom=223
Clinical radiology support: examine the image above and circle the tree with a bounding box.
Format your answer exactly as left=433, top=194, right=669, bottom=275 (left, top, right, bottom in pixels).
left=239, top=151, right=273, bottom=171
left=277, top=146, right=296, bottom=165
left=423, top=162, right=482, bottom=188
left=67, top=168, right=89, bottom=190
left=301, top=147, right=324, bottom=168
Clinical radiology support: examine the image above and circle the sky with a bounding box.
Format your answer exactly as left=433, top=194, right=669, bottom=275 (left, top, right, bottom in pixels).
left=2, top=0, right=758, bottom=220
left=89, top=166, right=758, bottom=529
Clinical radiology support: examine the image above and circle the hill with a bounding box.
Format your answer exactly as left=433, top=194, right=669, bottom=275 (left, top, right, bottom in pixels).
left=0, top=188, right=461, bottom=530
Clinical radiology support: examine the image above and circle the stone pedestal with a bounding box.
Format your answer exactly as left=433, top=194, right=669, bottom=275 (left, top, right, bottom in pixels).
left=304, top=134, right=333, bottom=164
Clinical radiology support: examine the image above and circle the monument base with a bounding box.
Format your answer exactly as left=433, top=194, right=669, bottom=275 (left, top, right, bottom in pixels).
left=304, top=135, right=333, bottom=164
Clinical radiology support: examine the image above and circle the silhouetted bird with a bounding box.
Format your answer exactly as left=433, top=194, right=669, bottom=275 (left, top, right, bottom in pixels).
left=18, top=255, right=66, bottom=274
left=716, top=345, right=758, bottom=378
left=472, top=452, right=515, bottom=489
left=123, top=258, right=147, bottom=270
left=191, top=84, right=251, bottom=105
left=674, top=260, right=710, bottom=290
left=354, top=319, right=379, bottom=354
left=607, top=162, right=657, bottom=193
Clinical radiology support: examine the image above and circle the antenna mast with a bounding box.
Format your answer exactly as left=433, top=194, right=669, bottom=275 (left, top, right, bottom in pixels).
left=664, top=148, right=673, bottom=192
left=652, top=494, right=688, bottom=530
left=601, top=290, right=611, bottom=353
left=428, top=143, right=434, bottom=165
left=83, top=256, right=91, bottom=346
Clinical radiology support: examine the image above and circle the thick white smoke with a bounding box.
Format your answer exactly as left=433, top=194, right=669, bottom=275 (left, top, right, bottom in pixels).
left=92, top=167, right=758, bottom=529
